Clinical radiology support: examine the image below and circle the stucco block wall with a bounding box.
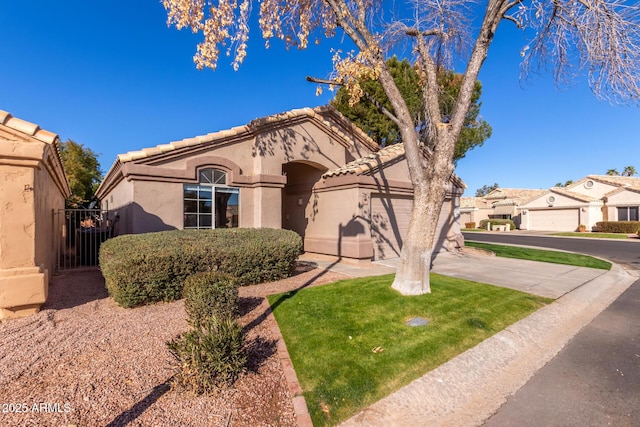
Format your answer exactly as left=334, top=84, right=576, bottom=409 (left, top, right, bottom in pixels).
left=0, top=166, right=36, bottom=270
left=0, top=145, right=68, bottom=319
left=34, top=158, right=66, bottom=276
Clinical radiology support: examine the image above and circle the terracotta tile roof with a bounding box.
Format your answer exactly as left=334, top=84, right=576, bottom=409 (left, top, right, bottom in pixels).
left=484, top=188, right=547, bottom=203
left=460, top=197, right=491, bottom=209
left=116, top=106, right=378, bottom=163
left=604, top=184, right=640, bottom=197
left=0, top=110, right=59, bottom=144
left=549, top=187, right=598, bottom=203
left=583, top=175, right=640, bottom=188
left=322, top=143, right=405, bottom=177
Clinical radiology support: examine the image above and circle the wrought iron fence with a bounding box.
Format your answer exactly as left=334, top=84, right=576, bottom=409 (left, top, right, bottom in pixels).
left=53, top=209, right=113, bottom=272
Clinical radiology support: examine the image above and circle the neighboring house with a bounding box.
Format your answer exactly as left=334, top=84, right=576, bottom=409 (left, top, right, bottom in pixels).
left=519, top=175, right=640, bottom=231
left=95, top=106, right=465, bottom=261
left=0, top=110, right=70, bottom=319
left=460, top=188, right=546, bottom=229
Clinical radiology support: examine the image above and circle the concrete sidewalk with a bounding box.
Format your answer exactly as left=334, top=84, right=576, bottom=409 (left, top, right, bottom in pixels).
left=298, top=250, right=637, bottom=426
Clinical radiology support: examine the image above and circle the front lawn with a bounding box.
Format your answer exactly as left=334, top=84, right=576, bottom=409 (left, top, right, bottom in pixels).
left=268, top=274, right=551, bottom=426
left=465, top=241, right=611, bottom=270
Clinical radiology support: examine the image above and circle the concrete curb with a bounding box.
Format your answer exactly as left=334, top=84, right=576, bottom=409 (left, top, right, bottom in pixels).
left=264, top=298, right=314, bottom=427
left=339, top=264, right=636, bottom=426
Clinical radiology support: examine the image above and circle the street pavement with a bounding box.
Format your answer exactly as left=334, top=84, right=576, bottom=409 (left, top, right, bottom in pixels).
left=300, top=239, right=638, bottom=426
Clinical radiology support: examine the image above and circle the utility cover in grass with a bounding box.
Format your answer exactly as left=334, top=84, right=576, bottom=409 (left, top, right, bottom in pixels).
left=405, top=317, right=430, bottom=327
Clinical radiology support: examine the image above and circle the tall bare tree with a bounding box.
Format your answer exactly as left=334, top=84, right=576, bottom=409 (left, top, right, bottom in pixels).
left=163, top=0, right=640, bottom=295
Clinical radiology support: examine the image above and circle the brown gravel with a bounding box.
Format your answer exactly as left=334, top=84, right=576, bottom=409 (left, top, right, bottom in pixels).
left=0, top=263, right=347, bottom=427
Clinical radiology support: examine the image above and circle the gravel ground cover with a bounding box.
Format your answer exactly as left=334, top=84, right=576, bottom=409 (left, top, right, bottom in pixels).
left=0, top=263, right=346, bottom=427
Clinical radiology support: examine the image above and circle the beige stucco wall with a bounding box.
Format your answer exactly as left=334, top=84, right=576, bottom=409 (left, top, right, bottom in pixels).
left=460, top=208, right=492, bottom=226
left=303, top=187, right=373, bottom=259
left=34, top=160, right=62, bottom=277
left=605, top=190, right=640, bottom=221
left=0, top=166, right=36, bottom=270
left=568, top=180, right=617, bottom=198
left=523, top=192, right=583, bottom=209
left=0, top=140, right=68, bottom=319
left=607, top=189, right=640, bottom=206
left=101, top=177, right=134, bottom=234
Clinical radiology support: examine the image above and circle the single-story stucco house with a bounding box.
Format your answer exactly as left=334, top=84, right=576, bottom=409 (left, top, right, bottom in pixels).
left=95, top=106, right=465, bottom=261
left=460, top=188, right=546, bottom=229
left=0, top=110, right=70, bottom=319
left=519, top=175, right=640, bottom=231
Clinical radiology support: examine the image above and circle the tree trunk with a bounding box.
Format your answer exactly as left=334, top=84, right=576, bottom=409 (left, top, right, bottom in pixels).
left=386, top=3, right=504, bottom=295
left=390, top=134, right=454, bottom=295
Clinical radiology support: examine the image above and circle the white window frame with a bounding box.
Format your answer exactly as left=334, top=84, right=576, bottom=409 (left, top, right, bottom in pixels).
left=617, top=206, right=639, bottom=221
left=183, top=168, right=239, bottom=229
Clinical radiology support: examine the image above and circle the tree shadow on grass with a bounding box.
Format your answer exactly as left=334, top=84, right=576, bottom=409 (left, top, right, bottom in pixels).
left=243, top=259, right=340, bottom=334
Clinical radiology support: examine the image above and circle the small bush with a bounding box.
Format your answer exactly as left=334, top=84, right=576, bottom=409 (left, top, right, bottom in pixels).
left=100, top=228, right=302, bottom=308
left=594, top=221, right=640, bottom=233
left=464, top=222, right=476, bottom=229
left=167, top=316, right=246, bottom=393
left=184, top=272, right=239, bottom=327
left=479, top=219, right=516, bottom=231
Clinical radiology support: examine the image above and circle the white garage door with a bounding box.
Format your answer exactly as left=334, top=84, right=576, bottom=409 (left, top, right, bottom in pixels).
left=528, top=209, right=580, bottom=231
left=370, top=196, right=452, bottom=260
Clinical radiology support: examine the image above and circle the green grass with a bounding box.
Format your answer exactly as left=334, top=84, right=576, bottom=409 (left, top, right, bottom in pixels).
left=465, top=241, right=611, bottom=270
left=552, top=232, right=632, bottom=239
left=268, top=274, right=551, bottom=426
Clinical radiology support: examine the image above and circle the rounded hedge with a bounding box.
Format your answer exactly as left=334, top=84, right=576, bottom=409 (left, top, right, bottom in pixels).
left=594, top=221, right=640, bottom=233
left=100, top=228, right=302, bottom=308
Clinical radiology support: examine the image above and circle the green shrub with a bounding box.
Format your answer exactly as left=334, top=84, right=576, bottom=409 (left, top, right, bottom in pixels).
left=167, top=316, right=246, bottom=393
left=594, top=221, right=640, bottom=233
left=479, top=218, right=516, bottom=231
left=464, top=222, right=476, bottom=229
left=184, top=272, right=239, bottom=327
left=100, top=228, right=302, bottom=308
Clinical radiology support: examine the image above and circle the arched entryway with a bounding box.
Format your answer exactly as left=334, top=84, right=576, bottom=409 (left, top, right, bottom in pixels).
left=281, top=161, right=327, bottom=239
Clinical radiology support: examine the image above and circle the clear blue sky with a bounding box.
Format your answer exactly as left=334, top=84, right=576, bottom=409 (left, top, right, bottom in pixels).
left=2, top=1, right=638, bottom=195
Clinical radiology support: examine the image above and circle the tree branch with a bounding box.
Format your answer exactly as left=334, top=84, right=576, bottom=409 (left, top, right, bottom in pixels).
left=306, top=76, right=401, bottom=126
left=503, top=15, right=522, bottom=28
left=405, top=28, right=442, bottom=38
left=306, top=76, right=341, bottom=86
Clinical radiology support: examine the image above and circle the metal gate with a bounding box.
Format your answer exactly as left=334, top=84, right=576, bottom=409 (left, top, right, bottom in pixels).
left=53, top=209, right=113, bottom=273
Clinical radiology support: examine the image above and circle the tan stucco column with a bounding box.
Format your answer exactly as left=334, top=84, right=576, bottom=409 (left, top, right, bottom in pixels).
left=0, top=118, right=69, bottom=319
left=0, top=164, right=48, bottom=319
left=253, top=186, right=283, bottom=228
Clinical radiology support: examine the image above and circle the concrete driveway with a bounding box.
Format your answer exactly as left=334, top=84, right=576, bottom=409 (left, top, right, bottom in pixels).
left=377, top=251, right=608, bottom=299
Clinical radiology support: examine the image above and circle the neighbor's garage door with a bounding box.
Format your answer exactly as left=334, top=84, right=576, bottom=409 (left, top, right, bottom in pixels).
left=370, top=196, right=452, bottom=260
left=528, top=209, right=580, bottom=231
